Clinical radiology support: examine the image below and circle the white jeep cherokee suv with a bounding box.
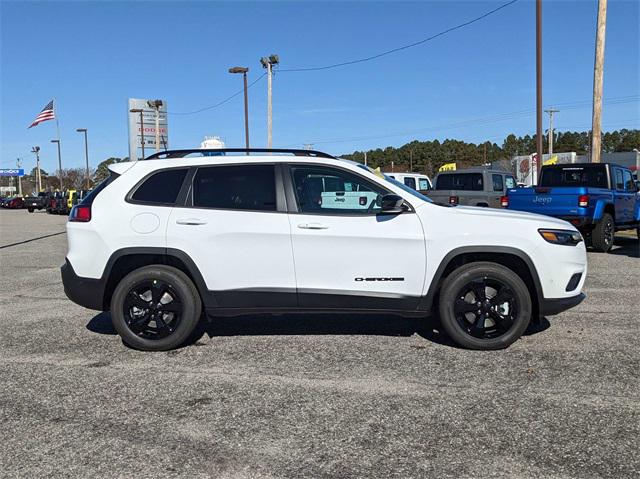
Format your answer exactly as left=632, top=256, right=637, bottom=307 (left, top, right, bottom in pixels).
left=62, top=149, right=587, bottom=351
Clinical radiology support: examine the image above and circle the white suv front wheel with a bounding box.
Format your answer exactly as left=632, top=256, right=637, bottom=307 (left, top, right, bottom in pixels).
left=110, top=265, right=202, bottom=351
left=438, top=262, right=532, bottom=350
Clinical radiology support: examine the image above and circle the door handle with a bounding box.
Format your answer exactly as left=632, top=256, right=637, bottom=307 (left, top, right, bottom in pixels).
left=176, top=218, right=207, bottom=225
left=298, top=222, right=329, bottom=230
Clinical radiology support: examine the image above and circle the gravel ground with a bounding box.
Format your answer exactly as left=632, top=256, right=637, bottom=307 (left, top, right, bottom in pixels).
left=0, top=209, right=638, bottom=479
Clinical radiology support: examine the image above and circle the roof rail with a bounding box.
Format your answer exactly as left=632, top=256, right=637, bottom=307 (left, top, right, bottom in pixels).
left=142, top=148, right=336, bottom=160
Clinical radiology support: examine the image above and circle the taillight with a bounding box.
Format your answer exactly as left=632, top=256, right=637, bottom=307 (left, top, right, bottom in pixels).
left=500, top=195, right=509, bottom=208
left=449, top=196, right=458, bottom=205
left=69, top=204, right=91, bottom=222
left=578, top=194, right=589, bottom=208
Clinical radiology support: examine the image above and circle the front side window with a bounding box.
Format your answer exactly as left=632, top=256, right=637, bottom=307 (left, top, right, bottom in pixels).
left=505, top=176, right=516, bottom=189
left=291, top=166, right=387, bottom=214
left=192, top=164, right=276, bottom=211
left=623, top=170, right=635, bottom=191
left=131, top=168, right=188, bottom=204
left=615, top=169, right=624, bottom=190
left=404, top=177, right=417, bottom=189
left=492, top=174, right=504, bottom=192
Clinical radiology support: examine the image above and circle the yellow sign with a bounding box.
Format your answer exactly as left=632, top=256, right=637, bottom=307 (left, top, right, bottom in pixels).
left=372, top=167, right=385, bottom=179
left=543, top=155, right=558, bottom=166
left=439, top=162, right=457, bottom=172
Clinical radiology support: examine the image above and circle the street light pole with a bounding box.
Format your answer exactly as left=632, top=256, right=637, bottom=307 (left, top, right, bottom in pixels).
left=261, top=54, right=279, bottom=148
left=51, top=139, right=63, bottom=190
left=16, top=158, right=22, bottom=196
left=76, top=128, right=90, bottom=189
left=130, top=109, right=145, bottom=159
left=229, top=66, right=250, bottom=149
left=31, top=146, right=42, bottom=192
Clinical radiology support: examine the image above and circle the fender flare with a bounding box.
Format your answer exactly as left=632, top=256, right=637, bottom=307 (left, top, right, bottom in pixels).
left=593, top=199, right=613, bottom=222
left=417, top=246, right=544, bottom=313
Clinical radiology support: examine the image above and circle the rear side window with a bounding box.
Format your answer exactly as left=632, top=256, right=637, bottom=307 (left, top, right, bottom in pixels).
left=418, top=178, right=431, bottom=190
left=492, top=174, right=504, bottom=192
left=404, top=177, right=417, bottom=189
left=436, top=173, right=484, bottom=191
left=131, top=168, right=188, bottom=204
left=192, top=164, right=276, bottom=211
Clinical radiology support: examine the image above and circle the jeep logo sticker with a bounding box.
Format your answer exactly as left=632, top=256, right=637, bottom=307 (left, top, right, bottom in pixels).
left=533, top=196, right=552, bottom=205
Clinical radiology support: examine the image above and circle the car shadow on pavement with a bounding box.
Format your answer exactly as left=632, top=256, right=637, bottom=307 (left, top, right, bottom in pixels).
left=608, top=235, right=640, bottom=258
left=86, top=311, right=551, bottom=350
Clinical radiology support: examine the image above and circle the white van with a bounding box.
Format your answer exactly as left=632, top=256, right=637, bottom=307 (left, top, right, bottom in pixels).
left=386, top=173, right=433, bottom=192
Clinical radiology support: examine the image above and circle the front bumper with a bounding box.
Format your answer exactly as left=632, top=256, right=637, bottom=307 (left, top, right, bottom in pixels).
left=540, top=292, right=586, bottom=316
left=61, top=259, right=106, bottom=311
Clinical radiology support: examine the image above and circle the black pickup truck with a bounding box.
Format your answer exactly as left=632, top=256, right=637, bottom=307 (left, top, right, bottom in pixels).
left=24, top=192, right=50, bottom=213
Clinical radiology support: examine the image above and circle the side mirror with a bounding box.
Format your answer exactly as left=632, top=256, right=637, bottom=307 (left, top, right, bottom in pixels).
left=379, top=194, right=406, bottom=214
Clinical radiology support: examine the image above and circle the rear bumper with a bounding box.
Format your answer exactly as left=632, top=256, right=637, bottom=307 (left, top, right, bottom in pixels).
left=61, top=259, right=106, bottom=311
left=540, top=292, right=586, bottom=316
left=556, top=216, right=593, bottom=229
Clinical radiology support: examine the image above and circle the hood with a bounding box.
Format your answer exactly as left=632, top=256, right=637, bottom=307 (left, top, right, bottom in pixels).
left=451, top=205, right=575, bottom=229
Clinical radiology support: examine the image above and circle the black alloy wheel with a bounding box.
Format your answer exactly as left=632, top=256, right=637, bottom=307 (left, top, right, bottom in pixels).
left=453, top=277, right=518, bottom=340
left=110, top=265, right=202, bottom=351
left=123, top=280, right=183, bottom=340
left=438, top=262, right=532, bottom=350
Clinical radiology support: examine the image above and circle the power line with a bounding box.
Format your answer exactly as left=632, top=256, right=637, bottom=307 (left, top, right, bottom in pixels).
left=167, top=73, right=266, bottom=116
left=283, top=95, right=639, bottom=147
left=279, top=0, right=520, bottom=72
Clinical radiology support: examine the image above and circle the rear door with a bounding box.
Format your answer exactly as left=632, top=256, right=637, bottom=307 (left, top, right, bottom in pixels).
left=166, top=163, right=296, bottom=308
left=285, top=164, right=426, bottom=310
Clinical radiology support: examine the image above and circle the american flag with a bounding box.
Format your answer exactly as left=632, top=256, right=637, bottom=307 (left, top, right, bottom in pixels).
left=28, top=100, right=55, bottom=128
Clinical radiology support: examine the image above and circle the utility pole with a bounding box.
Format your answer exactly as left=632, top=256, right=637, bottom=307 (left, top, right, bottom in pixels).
left=535, top=0, right=544, bottom=178
left=591, top=0, right=608, bottom=163
left=364, top=151, right=367, bottom=167
left=31, top=146, right=41, bottom=193
left=147, top=100, right=163, bottom=153
left=410, top=149, right=414, bottom=172
left=261, top=55, right=279, bottom=148
left=545, top=108, right=559, bottom=155
left=229, top=67, right=251, bottom=148
left=77, top=128, right=90, bottom=189
left=16, top=158, right=22, bottom=196
left=483, top=143, right=487, bottom=164
left=130, top=109, right=145, bottom=159
left=51, top=139, right=63, bottom=190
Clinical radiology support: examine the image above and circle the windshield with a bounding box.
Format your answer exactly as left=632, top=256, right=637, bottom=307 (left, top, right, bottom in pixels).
left=355, top=164, right=432, bottom=202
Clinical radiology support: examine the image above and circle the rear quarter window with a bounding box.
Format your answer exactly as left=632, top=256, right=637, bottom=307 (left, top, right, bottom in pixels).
left=130, top=168, right=188, bottom=205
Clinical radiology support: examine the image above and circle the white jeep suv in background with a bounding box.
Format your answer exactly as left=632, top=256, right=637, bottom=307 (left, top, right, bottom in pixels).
left=62, top=148, right=587, bottom=351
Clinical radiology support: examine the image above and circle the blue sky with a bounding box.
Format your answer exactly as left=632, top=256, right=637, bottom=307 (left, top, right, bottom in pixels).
left=1, top=0, right=638, bottom=173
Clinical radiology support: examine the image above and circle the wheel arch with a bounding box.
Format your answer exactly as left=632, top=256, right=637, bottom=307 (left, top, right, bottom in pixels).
left=593, top=200, right=615, bottom=222
left=101, top=247, right=215, bottom=310
left=419, top=246, right=543, bottom=318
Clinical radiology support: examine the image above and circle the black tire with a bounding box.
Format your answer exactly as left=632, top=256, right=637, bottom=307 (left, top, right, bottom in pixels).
left=438, top=262, right=532, bottom=350
left=110, top=265, right=202, bottom=351
left=592, top=213, right=614, bottom=253
left=27, top=208, right=34, bottom=213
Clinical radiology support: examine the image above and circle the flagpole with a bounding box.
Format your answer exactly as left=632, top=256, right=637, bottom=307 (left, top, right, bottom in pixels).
left=54, top=98, right=63, bottom=190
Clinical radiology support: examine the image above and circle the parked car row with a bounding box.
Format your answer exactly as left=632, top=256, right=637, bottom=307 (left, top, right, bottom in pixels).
left=1, top=189, right=92, bottom=215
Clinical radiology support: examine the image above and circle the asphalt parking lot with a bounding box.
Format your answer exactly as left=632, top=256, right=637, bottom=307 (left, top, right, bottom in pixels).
left=0, top=209, right=638, bottom=478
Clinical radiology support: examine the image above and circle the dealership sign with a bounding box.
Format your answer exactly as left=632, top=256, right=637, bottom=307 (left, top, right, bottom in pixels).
left=0, top=169, right=25, bottom=177
left=127, top=98, right=169, bottom=161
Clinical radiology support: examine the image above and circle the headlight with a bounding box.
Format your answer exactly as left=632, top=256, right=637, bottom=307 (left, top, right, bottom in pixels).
left=538, top=229, right=583, bottom=246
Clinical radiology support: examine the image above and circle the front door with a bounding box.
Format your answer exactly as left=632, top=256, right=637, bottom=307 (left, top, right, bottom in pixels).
left=285, top=164, right=426, bottom=310
left=166, top=163, right=296, bottom=308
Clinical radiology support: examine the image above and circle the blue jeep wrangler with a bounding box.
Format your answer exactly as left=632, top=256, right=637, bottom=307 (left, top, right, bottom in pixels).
left=505, top=163, right=640, bottom=252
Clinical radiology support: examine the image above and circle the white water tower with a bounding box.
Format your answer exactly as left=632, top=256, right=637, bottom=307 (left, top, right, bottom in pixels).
left=200, top=136, right=225, bottom=149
